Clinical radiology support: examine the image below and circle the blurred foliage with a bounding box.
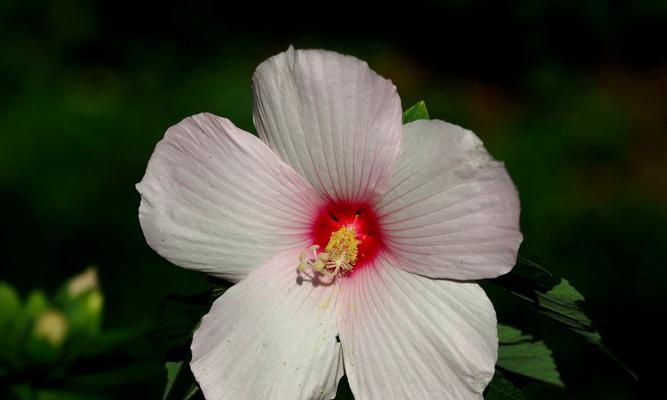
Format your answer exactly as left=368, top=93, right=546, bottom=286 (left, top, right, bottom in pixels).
left=0, top=268, right=102, bottom=374
left=0, top=269, right=153, bottom=400
left=1, top=0, right=665, bottom=398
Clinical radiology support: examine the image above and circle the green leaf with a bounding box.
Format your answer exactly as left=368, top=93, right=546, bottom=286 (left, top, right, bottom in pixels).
left=0, top=282, right=21, bottom=363
left=152, top=281, right=230, bottom=400
left=182, top=383, right=202, bottom=400
left=536, top=279, right=637, bottom=380
left=163, top=361, right=184, bottom=400
left=492, top=243, right=559, bottom=294
left=8, top=386, right=95, bottom=400
left=0, top=282, right=20, bottom=329
left=484, top=371, right=526, bottom=400
left=84, top=322, right=150, bottom=357
left=65, top=361, right=161, bottom=388
left=403, top=100, right=429, bottom=123
left=497, top=324, right=531, bottom=344
left=148, top=280, right=232, bottom=357
left=497, top=324, right=563, bottom=387
left=148, top=284, right=229, bottom=357
left=24, top=290, right=49, bottom=318
left=62, top=289, right=104, bottom=345
left=160, top=360, right=204, bottom=400
left=491, top=244, right=637, bottom=381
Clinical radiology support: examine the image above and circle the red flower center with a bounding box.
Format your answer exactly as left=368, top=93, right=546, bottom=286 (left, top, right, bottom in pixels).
left=310, top=201, right=384, bottom=274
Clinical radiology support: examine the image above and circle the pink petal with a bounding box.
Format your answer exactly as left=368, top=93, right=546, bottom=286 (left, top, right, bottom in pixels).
left=252, top=47, right=402, bottom=203
left=377, top=120, right=522, bottom=280
left=137, top=113, right=321, bottom=283
left=191, top=249, right=343, bottom=400
left=337, top=257, right=497, bottom=399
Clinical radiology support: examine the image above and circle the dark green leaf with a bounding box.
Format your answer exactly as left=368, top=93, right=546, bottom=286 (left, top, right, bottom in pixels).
left=491, top=243, right=637, bottom=381
left=183, top=383, right=203, bottom=400
left=154, top=281, right=230, bottom=400
left=0, top=282, right=21, bottom=366
left=497, top=324, right=563, bottom=387
left=8, top=386, right=95, bottom=400
left=147, top=293, right=210, bottom=356
left=536, top=279, right=638, bottom=380
left=148, top=282, right=230, bottom=357
left=335, top=376, right=355, bottom=400
left=161, top=359, right=203, bottom=400
left=163, top=361, right=184, bottom=400
left=484, top=371, right=526, bottom=400
left=497, top=324, right=531, bottom=344
left=402, top=100, right=429, bottom=123
left=84, top=323, right=151, bottom=356
left=0, top=282, right=20, bottom=330
left=66, top=361, right=161, bottom=387
left=492, top=243, right=559, bottom=295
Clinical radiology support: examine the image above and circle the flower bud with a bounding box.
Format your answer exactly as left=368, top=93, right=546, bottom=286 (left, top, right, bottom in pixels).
left=33, top=310, right=69, bottom=347
left=66, top=267, right=99, bottom=298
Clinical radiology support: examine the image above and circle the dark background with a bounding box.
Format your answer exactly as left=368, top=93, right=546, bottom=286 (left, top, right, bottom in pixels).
left=1, top=0, right=665, bottom=398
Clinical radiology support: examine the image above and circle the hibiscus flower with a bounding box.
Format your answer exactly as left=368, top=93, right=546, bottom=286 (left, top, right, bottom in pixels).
left=137, top=47, right=522, bottom=400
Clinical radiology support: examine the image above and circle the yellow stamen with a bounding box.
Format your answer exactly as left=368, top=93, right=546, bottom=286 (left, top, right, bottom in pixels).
left=297, top=227, right=360, bottom=280
left=325, top=227, right=359, bottom=265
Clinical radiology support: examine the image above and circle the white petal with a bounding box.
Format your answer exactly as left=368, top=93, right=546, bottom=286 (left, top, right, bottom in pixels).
left=377, top=119, right=522, bottom=280
left=337, top=259, right=497, bottom=400
left=191, top=249, right=343, bottom=400
left=252, top=47, right=402, bottom=203
left=137, top=113, right=321, bottom=283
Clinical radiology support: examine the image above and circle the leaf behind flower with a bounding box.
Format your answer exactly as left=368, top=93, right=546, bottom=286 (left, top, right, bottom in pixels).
left=484, top=371, right=526, bottom=400
left=491, top=243, right=637, bottom=381
left=403, top=101, right=430, bottom=123
left=497, top=324, right=563, bottom=387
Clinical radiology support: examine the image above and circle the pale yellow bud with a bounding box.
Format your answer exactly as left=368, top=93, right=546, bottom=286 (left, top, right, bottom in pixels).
left=33, top=310, right=68, bottom=347
left=67, top=267, right=99, bottom=298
